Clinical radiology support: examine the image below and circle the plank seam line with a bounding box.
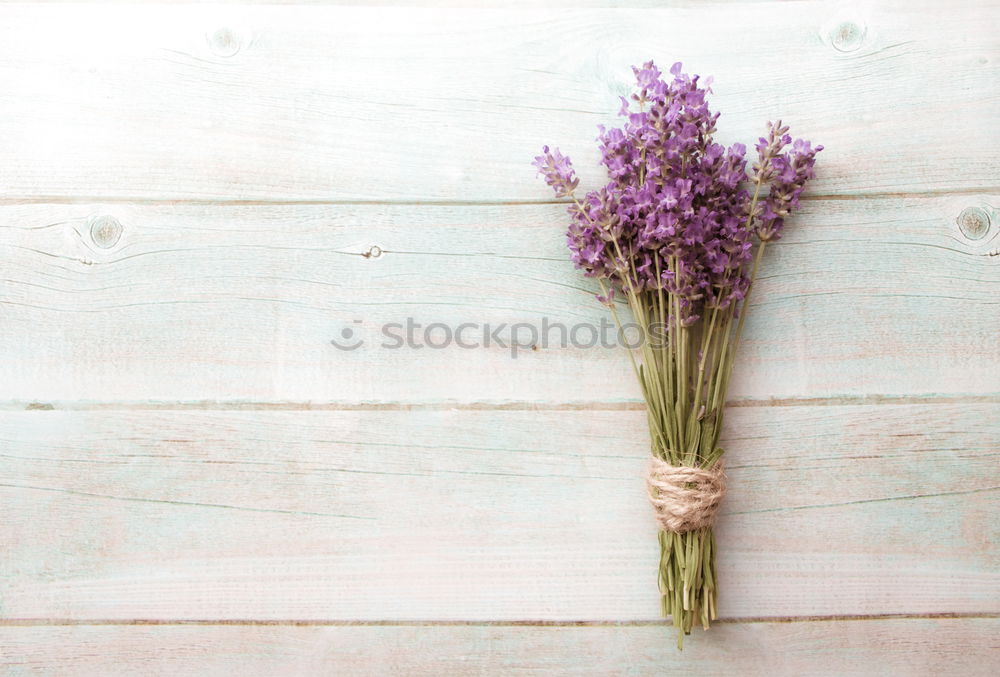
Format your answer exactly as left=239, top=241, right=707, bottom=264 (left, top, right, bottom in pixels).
left=0, top=188, right=997, bottom=207
left=2, top=613, right=998, bottom=627
left=7, top=394, right=1000, bottom=412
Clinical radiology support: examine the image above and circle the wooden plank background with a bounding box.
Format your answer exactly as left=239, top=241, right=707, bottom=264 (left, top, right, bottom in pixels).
left=1, top=0, right=998, bottom=674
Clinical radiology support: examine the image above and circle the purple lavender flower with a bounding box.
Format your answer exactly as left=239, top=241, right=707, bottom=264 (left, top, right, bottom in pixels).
left=532, top=63, right=821, bottom=644
left=532, top=145, right=579, bottom=198
left=754, top=129, right=824, bottom=241
left=535, top=63, right=821, bottom=322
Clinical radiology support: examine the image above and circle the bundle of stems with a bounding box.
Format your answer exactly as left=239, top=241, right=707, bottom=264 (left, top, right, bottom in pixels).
left=594, top=201, right=767, bottom=647
left=534, top=61, right=820, bottom=648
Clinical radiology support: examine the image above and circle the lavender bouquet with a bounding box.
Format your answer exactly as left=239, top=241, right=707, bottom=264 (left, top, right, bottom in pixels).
left=534, top=62, right=821, bottom=646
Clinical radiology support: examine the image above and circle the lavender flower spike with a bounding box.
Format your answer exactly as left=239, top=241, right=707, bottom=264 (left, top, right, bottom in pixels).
left=533, top=145, right=579, bottom=198
left=756, top=136, right=824, bottom=241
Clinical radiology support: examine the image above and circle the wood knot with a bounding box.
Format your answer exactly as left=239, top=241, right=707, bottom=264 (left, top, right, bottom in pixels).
left=89, top=215, right=123, bottom=249
left=363, top=245, right=383, bottom=259
left=957, top=206, right=991, bottom=241
left=647, top=458, right=726, bottom=533
left=828, top=19, right=867, bottom=53
left=207, top=27, right=243, bottom=57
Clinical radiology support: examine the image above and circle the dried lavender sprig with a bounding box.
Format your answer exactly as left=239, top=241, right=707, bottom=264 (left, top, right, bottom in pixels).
left=534, top=61, right=821, bottom=647
left=757, top=135, right=823, bottom=241
left=713, top=127, right=823, bottom=433
left=532, top=144, right=579, bottom=198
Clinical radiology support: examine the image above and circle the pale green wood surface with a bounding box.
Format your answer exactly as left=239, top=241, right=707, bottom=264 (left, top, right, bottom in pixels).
left=0, top=0, right=998, bottom=674
left=1, top=404, right=997, bottom=620
left=2, top=619, right=999, bottom=676
left=1, top=195, right=997, bottom=403
left=0, top=2, right=996, bottom=201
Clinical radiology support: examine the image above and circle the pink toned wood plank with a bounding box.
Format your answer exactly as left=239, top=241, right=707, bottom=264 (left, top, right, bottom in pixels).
left=2, top=618, right=999, bottom=676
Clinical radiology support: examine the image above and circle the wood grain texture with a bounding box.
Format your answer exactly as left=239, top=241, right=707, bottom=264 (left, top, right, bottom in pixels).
left=2, top=404, right=997, bottom=620
left=3, top=618, right=1000, bottom=676
left=0, top=2, right=996, bottom=201
left=2, top=195, right=998, bottom=403
left=2, top=0, right=998, bottom=671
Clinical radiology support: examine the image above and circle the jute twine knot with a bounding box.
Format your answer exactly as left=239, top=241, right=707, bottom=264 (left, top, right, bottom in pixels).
left=647, top=457, right=726, bottom=533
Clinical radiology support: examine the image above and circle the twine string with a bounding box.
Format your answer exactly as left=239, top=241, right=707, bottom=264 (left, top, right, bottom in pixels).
left=646, top=457, right=726, bottom=533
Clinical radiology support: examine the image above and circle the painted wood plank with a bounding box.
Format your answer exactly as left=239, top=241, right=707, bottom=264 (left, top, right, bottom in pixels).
left=2, top=196, right=997, bottom=403
left=0, top=2, right=996, bottom=201
left=0, top=0, right=813, bottom=7
left=1, top=403, right=996, bottom=620
left=3, top=619, right=1000, bottom=676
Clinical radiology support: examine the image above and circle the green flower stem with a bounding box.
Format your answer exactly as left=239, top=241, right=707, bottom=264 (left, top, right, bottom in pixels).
left=713, top=240, right=767, bottom=433
left=571, top=186, right=772, bottom=649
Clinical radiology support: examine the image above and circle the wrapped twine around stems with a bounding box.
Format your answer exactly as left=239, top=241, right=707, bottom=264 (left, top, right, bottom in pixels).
left=647, top=458, right=726, bottom=533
